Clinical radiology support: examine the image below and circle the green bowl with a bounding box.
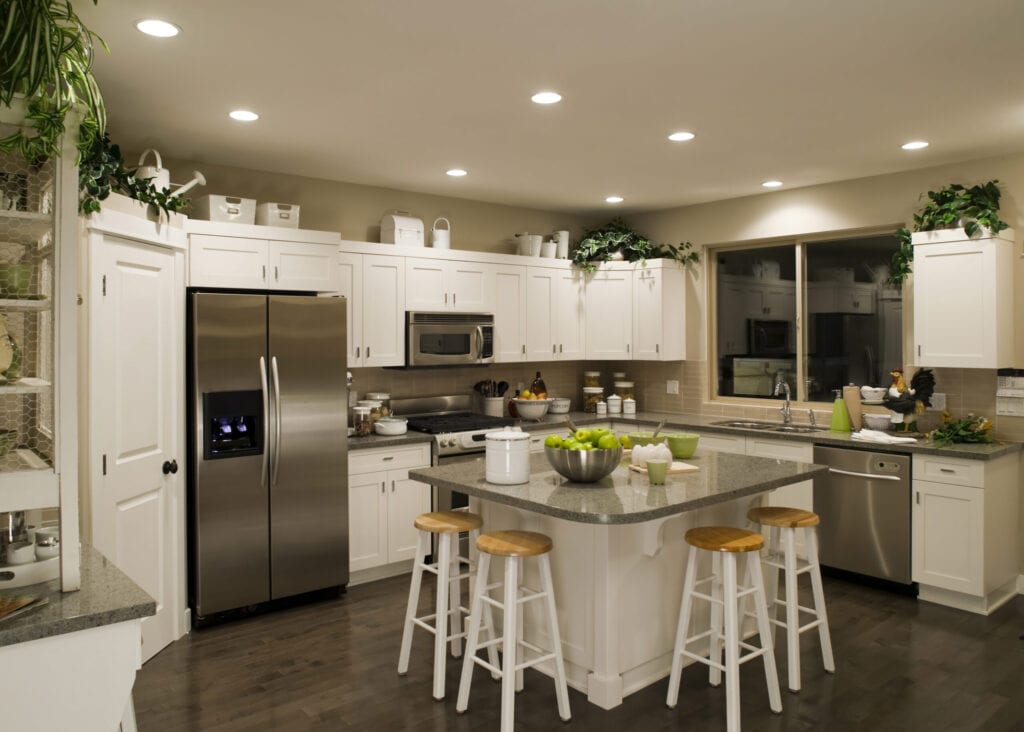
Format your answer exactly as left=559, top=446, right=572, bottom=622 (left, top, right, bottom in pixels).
left=0, top=264, right=33, bottom=297
left=627, top=431, right=666, bottom=448
left=666, top=433, right=700, bottom=459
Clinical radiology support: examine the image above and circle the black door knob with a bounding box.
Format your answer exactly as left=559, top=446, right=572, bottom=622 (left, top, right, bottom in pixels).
left=162, top=459, right=178, bottom=475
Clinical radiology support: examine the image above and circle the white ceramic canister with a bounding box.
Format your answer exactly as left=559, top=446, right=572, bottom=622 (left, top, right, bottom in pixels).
left=485, top=430, right=531, bottom=485
left=606, top=394, right=622, bottom=414
left=596, top=401, right=608, bottom=417
left=540, top=240, right=557, bottom=258
left=527, top=234, right=543, bottom=256
left=554, top=230, right=570, bottom=259
left=623, top=397, right=636, bottom=415
left=432, top=217, right=451, bottom=249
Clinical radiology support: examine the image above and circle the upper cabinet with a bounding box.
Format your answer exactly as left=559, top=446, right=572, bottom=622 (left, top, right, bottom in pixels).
left=332, top=252, right=405, bottom=367
left=492, top=264, right=527, bottom=362
left=187, top=222, right=341, bottom=293
left=525, top=267, right=585, bottom=360
left=405, top=258, right=492, bottom=312
left=633, top=262, right=687, bottom=361
left=912, top=228, right=1015, bottom=369
left=586, top=268, right=632, bottom=359
left=807, top=282, right=877, bottom=315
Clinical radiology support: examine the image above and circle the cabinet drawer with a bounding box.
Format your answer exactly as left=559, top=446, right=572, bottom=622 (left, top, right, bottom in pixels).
left=747, top=437, right=813, bottom=462
left=913, top=455, right=984, bottom=488
left=350, top=444, right=431, bottom=475
left=694, top=432, right=746, bottom=454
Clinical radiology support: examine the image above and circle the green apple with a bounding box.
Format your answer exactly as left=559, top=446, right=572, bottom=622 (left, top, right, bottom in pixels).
left=619, top=434, right=632, bottom=449
left=563, top=439, right=581, bottom=450
left=574, top=428, right=591, bottom=443
left=591, top=428, right=610, bottom=440
left=544, top=434, right=563, bottom=449
left=597, top=434, right=619, bottom=450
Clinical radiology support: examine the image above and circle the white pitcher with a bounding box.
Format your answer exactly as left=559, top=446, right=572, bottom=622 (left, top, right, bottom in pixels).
left=432, top=217, right=451, bottom=249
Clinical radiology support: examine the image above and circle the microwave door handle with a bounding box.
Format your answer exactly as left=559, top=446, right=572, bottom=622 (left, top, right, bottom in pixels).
left=259, top=356, right=269, bottom=488
left=476, top=325, right=484, bottom=359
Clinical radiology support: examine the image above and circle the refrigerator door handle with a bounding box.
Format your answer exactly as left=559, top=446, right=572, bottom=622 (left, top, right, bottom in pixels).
left=259, top=356, right=270, bottom=488
left=271, top=355, right=282, bottom=487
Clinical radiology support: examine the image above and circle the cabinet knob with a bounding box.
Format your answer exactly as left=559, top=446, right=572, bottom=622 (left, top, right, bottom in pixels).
left=162, top=459, right=178, bottom=475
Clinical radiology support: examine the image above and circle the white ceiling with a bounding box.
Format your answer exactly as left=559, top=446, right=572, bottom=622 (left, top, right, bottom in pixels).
left=78, top=0, right=1024, bottom=214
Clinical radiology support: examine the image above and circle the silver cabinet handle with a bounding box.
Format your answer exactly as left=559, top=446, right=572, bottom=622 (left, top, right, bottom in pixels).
left=383, top=456, right=394, bottom=461
left=626, top=343, right=630, bottom=353
left=367, top=346, right=371, bottom=358
left=827, top=467, right=901, bottom=482
left=262, top=265, right=267, bottom=281
left=656, top=343, right=659, bottom=354
left=274, top=266, right=279, bottom=281
left=381, top=481, right=385, bottom=494
left=453, top=292, right=456, bottom=306
left=939, top=468, right=955, bottom=474
left=259, top=356, right=269, bottom=488
left=559, top=343, right=563, bottom=353
left=552, top=344, right=556, bottom=354
left=271, top=356, right=282, bottom=487
left=356, top=346, right=360, bottom=359
left=444, top=292, right=448, bottom=305
left=521, top=344, right=526, bottom=355
left=391, top=480, right=396, bottom=493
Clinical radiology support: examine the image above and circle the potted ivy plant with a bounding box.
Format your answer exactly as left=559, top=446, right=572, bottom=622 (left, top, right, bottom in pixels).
left=572, top=218, right=699, bottom=273
left=888, top=180, right=1010, bottom=285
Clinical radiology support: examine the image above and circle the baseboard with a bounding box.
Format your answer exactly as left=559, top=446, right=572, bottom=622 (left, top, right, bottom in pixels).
left=918, top=577, right=1019, bottom=616
left=349, top=559, right=414, bottom=587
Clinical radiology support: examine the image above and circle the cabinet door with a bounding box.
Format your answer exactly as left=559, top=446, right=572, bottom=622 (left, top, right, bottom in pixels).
left=386, top=469, right=432, bottom=563
left=912, top=479, right=983, bottom=595
left=632, top=268, right=661, bottom=360
left=349, top=470, right=388, bottom=572
left=585, top=269, right=632, bottom=359
left=525, top=268, right=557, bottom=361
left=269, top=240, right=339, bottom=292
left=362, top=255, right=406, bottom=367
left=189, top=234, right=268, bottom=289
left=333, top=252, right=363, bottom=366
left=837, top=285, right=875, bottom=314
left=761, top=283, right=795, bottom=319
left=494, top=265, right=527, bottom=362
left=405, top=258, right=448, bottom=311
left=747, top=437, right=814, bottom=558
left=555, top=269, right=586, bottom=359
left=806, top=283, right=833, bottom=314
left=451, top=262, right=493, bottom=312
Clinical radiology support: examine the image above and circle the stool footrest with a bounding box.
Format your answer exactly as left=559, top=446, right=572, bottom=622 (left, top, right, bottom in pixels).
left=516, top=652, right=556, bottom=672
left=470, top=654, right=503, bottom=678
left=763, top=555, right=815, bottom=575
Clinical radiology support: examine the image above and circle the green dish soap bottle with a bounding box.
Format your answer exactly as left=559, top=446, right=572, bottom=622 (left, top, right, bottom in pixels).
left=830, top=389, right=851, bottom=432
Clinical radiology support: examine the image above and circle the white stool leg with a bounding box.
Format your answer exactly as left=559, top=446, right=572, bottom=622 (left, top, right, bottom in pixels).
left=450, top=533, right=463, bottom=658
left=539, top=554, right=571, bottom=721
left=666, top=545, right=699, bottom=708
left=749, top=552, right=783, bottom=713
left=722, top=553, right=741, bottom=732
left=806, top=528, right=835, bottom=673
left=432, top=532, right=452, bottom=700
left=783, top=526, right=801, bottom=693
left=767, top=526, right=781, bottom=647
left=398, top=529, right=428, bottom=675
left=708, top=551, right=723, bottom=687
left=515, top=584, right=524, bottom=692
left=500, top=556, right=520, bottom=732
left=456, top=552, right=491, bottom=713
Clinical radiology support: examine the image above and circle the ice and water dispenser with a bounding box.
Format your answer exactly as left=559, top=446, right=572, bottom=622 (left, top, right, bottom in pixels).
left=202, top=391, right=263, bottom=460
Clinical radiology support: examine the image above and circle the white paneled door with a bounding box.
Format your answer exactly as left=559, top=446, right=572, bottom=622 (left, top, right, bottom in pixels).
left=89, top=234, right=185, bottom=662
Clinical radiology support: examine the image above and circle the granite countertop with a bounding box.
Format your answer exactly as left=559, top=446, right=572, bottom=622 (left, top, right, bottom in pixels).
left=0, top=544, right=155, bottom=648
left=348, top=432, right=434, bottom=450
left=515, top=411, right=1022, bottom=461
left=410, top=451, right=827, bottom=525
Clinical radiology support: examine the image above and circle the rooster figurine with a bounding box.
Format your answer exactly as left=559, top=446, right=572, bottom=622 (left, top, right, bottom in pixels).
left=883, top=367, right=935, bottom=431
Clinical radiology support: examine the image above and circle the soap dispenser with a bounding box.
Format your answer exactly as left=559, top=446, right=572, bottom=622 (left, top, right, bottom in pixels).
left=830, top=389, right=851, bottom=432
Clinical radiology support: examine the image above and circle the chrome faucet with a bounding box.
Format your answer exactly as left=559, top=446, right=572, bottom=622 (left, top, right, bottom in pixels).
left=773, top=371, right=792, bottom=424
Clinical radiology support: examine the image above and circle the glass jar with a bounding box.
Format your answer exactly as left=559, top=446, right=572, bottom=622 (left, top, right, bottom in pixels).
left=364, top=392, right=391, bottom=417
left=614, top=381, right=635, bottom=400
left=583, top=371, right=601, bottom=388
left=353, top=406, right=373, bottom=437
left=358, top=399, right=385, bottom=426
left=582, top=386, right=604, bottom=413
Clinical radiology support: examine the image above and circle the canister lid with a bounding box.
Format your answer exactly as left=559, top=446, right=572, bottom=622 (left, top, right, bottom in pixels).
left=612, top=372, right=626, bottom=379
left=486, top=430, right=530, bottom=442
left=357, top=400, right=383, bottom=407
left=614, top=381, right=634, bottom=387
left=353, top=406, right=371, bottom=414
left=365, top=392, right=390, bottom=400
left=583, top=371, right=601, bottom=376
left=582, top=386, right=604, bottom=393
left=606, top=394, right=622, bottom=402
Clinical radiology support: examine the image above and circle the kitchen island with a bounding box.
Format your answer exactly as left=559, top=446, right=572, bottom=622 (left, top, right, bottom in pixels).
left=410, top=450, right=827, bottom=709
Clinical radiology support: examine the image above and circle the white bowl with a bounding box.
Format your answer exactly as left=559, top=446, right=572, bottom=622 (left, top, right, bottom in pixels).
left=374, top=417, right=408, bottom=436
left=548, top=397, right=571, bottom=414
left=860, top=386, right=887, bottom=402
left=862, top=413, right=891, bottom=431
left=512, top=398, right=550, bottom=421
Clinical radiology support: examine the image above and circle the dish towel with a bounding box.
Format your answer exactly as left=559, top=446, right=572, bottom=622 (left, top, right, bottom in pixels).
left=850, top=429, right=918, bottom=444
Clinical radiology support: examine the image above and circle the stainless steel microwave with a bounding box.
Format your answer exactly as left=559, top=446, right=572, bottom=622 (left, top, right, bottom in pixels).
left=748, top=318, right=792, bottom=355
left=406, top=312, right=494, bottom=367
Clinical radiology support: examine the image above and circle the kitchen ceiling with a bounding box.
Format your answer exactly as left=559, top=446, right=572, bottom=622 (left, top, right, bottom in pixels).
left=77, top=0, right=1024, bottom=214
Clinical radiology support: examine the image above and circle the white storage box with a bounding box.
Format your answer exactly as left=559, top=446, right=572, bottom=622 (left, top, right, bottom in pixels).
left=381, top=214, right=424, bottom=247
left=192, top=194, right=257, bottom=224
left=256, top=202, right=300, bottom=228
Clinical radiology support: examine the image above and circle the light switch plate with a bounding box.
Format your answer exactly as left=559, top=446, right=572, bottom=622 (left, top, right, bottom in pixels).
left=667, top=380, right=679, bottom=395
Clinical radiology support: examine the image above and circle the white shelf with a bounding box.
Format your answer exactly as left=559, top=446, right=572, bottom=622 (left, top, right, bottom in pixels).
left=0, top=378, right=51, bottom=394
left=0, top=297, right=50, bottom=311
left=0, top=454, right=57, bottom=511
left=0, top=210, right=52, bottom=246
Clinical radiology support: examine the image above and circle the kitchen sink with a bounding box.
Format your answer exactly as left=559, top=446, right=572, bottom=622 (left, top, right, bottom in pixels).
left=771, top=425, right=823, bottom=433
left=712, top=420, right=824, bottom=433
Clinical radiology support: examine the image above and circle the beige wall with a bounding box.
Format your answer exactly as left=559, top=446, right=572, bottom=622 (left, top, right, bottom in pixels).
left=153, top=154, right=589, bottom=253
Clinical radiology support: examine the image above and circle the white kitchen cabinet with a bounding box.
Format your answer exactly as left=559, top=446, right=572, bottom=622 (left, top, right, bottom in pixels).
left=911, top=452, right=1019, bottom=614
left=332, top=253, right=405, bottom=367
left=525, top=268, right=557, bottom=360
left=746, top=437, right=814, bottom=559
left=493, top=264, right=527, bottom=362
left=586, top=268, right=632, bottom=359
left=405, top=258, right=492, bottom=312
left=188, top=226, right=341, bottom=292
left=912, top=229, right=1014, bottom=369
left=760, top=282, right=796, bottom=320
left=807, top=282, right=877, bottom=314
left=555, top=268, right=587, bottom=359
left=632, top=262, right=687, bottom=360
left=348, top=444, right=431, bottom=578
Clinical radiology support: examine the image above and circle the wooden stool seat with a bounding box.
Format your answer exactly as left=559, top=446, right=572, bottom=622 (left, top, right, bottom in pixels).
left=477, top=530, right=552, bottom=557
left=747, top=506, right=820, bottom=528
left=414, top=511, right=483, bottom=534
left=685, top=526, right=764, bottom=553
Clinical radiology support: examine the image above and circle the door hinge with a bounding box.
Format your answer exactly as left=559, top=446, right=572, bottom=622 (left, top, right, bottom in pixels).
left=101, top=275, right=107, bottom=296
left=102, top=454, right=107, bottom=475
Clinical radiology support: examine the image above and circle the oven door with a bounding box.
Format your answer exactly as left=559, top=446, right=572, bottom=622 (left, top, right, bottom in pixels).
left=407, top=319, right=494, bottom=366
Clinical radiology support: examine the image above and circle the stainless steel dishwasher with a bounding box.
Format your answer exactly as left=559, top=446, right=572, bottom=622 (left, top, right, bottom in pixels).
left=812, top=445, right=912, bottom=585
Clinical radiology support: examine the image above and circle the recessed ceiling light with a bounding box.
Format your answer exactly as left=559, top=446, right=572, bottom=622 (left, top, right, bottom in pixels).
left=901, top=140, right=929, bottom=150
left=668, top=131, right=696, bottom=142
left=605, top=196, right=624, bottom=204
left=446, top=169, right=468, bottom=177
left=229, top=110, right=259, bottom=122
left=531, top=91, right=562, bottom=105
left=761, top=180, right=783, bottom=188
left=135, top=19, right=180, bottom=37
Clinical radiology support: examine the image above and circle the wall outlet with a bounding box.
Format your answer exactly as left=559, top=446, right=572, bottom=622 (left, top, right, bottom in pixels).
left=666, top=380, right=680, bottom=395
left=929, top=392, right=946, bottom=411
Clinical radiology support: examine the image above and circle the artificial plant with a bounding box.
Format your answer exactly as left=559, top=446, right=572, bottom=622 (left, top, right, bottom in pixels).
left=572, top=218, right=699, bottom=273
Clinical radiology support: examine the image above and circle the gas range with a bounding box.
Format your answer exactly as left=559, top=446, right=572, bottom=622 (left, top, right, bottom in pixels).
left=392, top=395, right=515, bottom=457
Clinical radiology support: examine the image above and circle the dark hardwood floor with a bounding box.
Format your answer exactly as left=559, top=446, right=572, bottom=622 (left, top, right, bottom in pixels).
left=134, top=575, right=1024, bottom=731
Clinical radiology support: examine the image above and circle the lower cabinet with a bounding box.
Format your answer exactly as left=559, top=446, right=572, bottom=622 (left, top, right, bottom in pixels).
left=745, top=437, right=814, bottom=559
left=348, top=444, right=431, bottom=575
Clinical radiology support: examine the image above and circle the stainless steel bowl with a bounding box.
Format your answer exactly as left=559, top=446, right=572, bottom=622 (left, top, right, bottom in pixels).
left=544, top=445, right=623, bottom=483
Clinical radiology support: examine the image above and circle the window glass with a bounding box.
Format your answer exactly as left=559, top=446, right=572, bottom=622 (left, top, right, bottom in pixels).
left=715, top=245, right=797, bottom=399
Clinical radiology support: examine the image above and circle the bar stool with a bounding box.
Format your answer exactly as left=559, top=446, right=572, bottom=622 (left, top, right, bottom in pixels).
left=747, top=506, right=834, bottom=692
left=457, top=530, right=571, bottom=732
left=398, top=510, right=497, bottom=701
left=666, top=526, right=782, bottom=732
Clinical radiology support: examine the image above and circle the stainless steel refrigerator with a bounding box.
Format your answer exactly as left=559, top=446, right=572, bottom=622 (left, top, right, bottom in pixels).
left=188, top=292, right=348, bottom=622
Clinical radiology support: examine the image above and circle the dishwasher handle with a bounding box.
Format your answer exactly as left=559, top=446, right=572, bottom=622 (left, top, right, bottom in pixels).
left=827, top=467, right=901, bottom=482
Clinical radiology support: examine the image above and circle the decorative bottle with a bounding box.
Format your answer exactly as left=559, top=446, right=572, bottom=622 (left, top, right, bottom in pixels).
left=830, top=389, right=851, bottom=432
left=530, top=371, right=547, bottom=399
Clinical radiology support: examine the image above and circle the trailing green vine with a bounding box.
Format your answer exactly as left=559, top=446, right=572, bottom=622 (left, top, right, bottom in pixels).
left=78, top=132, right=189, bottom=215
left=572, top=218, right=699, bottom=273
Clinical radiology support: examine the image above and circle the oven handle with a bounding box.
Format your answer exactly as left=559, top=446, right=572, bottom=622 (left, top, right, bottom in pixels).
left=827, top=467, right=901, bottom=482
